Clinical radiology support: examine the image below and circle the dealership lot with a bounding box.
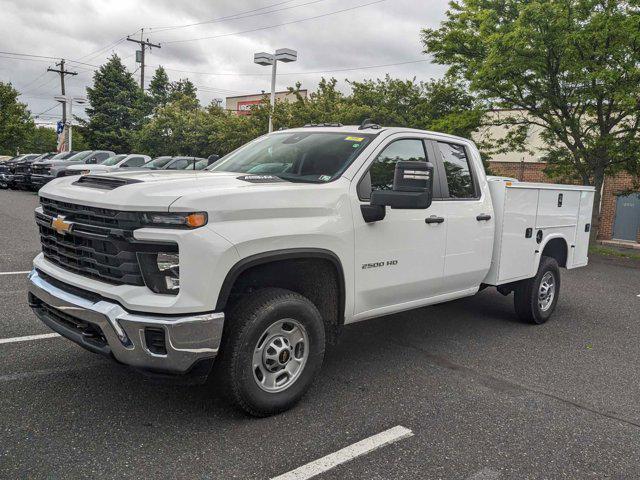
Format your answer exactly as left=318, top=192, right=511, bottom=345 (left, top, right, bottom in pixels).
left=1, top=188, right=640, bottom=479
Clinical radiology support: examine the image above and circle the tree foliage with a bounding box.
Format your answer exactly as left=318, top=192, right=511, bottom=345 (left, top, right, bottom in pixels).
left=82, top=54, right=147, bottom=152
left=422, top=0, right=640, bottom=236
left=148, top=66, right=171, bottom=109
left=0, top=82, right=35, bottom=155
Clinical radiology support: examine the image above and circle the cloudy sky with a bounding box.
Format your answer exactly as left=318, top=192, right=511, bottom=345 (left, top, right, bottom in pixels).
left=0, top=0, right=450, bottom=125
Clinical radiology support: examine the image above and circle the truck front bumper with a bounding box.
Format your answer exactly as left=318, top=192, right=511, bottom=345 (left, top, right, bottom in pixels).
left=30, top=174, right=55, bottom=186
left=27, top=269, right=224, bottom=375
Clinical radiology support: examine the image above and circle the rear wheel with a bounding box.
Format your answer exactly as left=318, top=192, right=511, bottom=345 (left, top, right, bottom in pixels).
left=215, top=288, right=325, bottom=417
left=514, top=256, right=560, bottom=324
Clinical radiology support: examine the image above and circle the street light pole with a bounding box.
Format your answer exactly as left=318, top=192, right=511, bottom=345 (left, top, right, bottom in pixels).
left=54, top=95, right=87, bottom=151
left=269, top=60, right=278, bottom=133
left=254, top=48, right=298, bottom=133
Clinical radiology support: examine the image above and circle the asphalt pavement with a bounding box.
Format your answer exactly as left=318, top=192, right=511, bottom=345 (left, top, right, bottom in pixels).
left=1, top=188, right=639, bottom=479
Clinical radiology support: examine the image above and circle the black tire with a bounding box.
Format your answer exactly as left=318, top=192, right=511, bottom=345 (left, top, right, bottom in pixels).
left=514, top=256, right=560, bottom=324
left=214, top=288, right=326, bottom=417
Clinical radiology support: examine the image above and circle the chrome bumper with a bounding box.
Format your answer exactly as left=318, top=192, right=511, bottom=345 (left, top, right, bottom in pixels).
left=27, top=269, right=224, bottom=374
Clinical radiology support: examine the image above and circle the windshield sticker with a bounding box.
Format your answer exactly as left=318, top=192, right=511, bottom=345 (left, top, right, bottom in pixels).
left=319, top=175, right=332, bottom=182
left=345, top=136, right=365, bottom=142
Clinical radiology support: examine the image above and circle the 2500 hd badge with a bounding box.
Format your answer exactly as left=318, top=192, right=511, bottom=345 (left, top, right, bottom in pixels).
left=362, top=260, right=398, bottom=269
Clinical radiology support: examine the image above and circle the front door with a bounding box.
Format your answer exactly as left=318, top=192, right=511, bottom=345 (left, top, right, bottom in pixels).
left=613, top=193, right=640, bottom=242
left=351, top=136, right=447, bottom=320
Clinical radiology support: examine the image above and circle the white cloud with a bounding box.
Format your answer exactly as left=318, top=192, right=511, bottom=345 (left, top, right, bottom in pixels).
left=0, top=0, right=450, bottom=122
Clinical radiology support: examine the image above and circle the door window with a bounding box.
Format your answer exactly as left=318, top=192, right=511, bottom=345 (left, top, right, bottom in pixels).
left=359, top=139, right=427, bottom=200
left=437, top=142, right=476, bottom=199
left=124, top=156, right=146, bottom=167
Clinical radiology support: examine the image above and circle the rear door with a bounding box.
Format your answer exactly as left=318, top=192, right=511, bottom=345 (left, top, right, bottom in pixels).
left=351, top=135, right=448, bottom=319
left=428, top=140, right=494, bottom=293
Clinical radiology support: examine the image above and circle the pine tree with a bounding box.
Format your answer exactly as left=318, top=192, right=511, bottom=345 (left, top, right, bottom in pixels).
left=170, top=78, right=199, bottom=106
left=82, top=54, right=146, bottom=152
left=148, top=66, right=171, bottom=109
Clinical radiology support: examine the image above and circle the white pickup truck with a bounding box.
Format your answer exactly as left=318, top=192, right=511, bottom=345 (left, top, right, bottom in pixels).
left=27, top=125, right=594, bottom=416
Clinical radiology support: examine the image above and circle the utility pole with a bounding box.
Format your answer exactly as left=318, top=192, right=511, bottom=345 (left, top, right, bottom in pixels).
left=127, top=29, right=161, bottom=90
left=47, top=59, right=77, bottom=150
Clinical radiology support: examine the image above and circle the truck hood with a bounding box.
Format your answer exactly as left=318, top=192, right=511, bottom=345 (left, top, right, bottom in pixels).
left=38, top=170, right=341, bottom=212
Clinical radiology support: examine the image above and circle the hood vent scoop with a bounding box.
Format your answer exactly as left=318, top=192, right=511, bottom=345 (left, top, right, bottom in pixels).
left=73, top=175, right=142, bottom=190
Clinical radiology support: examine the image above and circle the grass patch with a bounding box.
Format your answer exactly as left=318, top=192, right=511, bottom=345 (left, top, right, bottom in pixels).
left=590, top=245, right=640, bottom=260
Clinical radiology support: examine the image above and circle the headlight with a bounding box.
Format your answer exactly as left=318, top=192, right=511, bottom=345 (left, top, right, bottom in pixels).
left=141, top=212, right=207, bottom=229
left=138, top=252, right=180, bottom=295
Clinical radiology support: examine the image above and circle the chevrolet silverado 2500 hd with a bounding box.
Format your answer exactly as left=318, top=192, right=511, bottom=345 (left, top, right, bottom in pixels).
left=27, top=125, right=595, bottom=416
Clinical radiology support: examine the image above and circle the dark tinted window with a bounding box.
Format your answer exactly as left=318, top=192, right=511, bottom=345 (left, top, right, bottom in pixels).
left=124, top=156, right=146, bottom=167
left=166, top=159, right=190, bottom=170
left=370, top=139, right=427, bottom=192
left=437, top=142, right=476, bottom=199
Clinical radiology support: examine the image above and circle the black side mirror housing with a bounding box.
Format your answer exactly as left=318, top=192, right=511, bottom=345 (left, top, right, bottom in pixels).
left=370, top=161, right=434, bottom=210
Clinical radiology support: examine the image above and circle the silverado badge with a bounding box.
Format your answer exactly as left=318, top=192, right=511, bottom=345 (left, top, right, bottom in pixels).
left=52, top=215, right=73, bottom=235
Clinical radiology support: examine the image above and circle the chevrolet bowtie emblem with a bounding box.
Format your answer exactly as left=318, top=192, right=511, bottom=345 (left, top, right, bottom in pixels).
left=51, top=215, right=73, bottom=235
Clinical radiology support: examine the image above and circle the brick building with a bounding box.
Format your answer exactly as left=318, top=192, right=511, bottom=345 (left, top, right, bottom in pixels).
left=477, top=110, right=640, bottom=246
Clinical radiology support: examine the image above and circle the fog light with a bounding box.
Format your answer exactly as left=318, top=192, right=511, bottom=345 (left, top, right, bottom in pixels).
left=138, top=251, right=180, bottom=295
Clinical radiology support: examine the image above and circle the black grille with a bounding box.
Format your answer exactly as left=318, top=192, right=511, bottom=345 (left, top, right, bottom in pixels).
left=41, top=197, right=143, bottom=230
left=31, top=164, right=51, bottom=175
left=40, top=302, right=108, bottom=348
left=37, top=198, right=177, bottom=286
left=14, top=164, right=30, bottom=174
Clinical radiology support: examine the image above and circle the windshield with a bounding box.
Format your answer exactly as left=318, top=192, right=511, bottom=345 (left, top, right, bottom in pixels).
left=101, top=154, right=127, bottom=166
left=142, top=156, right=173, bottom=169
left=65, top=150, right=93, bottom=162
left=193, top=159, right=209, bottom=170
left=210, top=132, right=374, bottom=183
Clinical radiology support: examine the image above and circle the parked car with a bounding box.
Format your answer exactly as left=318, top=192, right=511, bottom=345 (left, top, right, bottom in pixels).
left=4, top=154, right=40, bottom=189
left=27, top=125, right=595, bottom=416
left=0, top=155, right=20, bottom=189
left=13, top=152, right=58, bottom=189
left=30, top=150, right=115, bottom=187
left=65, top=154, right=151, bottom=175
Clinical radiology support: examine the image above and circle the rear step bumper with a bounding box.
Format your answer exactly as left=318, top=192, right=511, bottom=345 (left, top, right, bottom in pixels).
left=27, top=269, right=224, bottom=375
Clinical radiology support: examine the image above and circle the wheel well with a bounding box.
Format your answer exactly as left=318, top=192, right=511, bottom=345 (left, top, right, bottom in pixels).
left=541, top=238, right=568, bottom=267
left=218, top=253, right=345, bottom=344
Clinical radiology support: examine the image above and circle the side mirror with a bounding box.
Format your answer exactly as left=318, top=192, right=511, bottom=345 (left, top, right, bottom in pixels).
left=370, top=161, right=434, bottom=210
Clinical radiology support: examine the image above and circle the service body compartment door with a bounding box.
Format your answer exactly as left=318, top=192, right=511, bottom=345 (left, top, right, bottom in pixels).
left=572, top=190, right=594, bottom=267
left=536, top=189, right=581, bottom=228
left=498, top=188, right=538, bottom=282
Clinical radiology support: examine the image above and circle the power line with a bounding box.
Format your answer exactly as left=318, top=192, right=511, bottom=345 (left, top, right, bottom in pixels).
left=161, top=0, right=389, bottom=44
left=161, top=59, right=429, bottom=77
left=0, top=51, right=59, bottom=60
left=148, top=0, right=330, bottom=33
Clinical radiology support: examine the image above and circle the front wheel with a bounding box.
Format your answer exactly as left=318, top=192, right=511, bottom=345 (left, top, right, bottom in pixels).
left=514, top=256, right=560, bottom=324
left=214, top=288, right=326, bottom=417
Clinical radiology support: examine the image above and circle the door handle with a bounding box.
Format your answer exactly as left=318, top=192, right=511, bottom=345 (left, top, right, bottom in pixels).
left=476, top=214, right=492, bottom=221
left=425, top=216, right=445, bottom=224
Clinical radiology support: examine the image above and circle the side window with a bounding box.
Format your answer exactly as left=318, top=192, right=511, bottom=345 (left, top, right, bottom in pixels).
left=437, top=142, right=476, bottom=199
left=167, top=159, right=189, bottom=170
left=359, top=139, right=427, bottom=199
left=125, top=157, right=145, bottom=167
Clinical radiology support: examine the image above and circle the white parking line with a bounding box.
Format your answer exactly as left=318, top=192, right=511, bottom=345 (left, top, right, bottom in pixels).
left=0, top=270, right=30, bottom=276
left=270, top=425, right=413, bottom=480
left=0, top=333, right=60, bottom=345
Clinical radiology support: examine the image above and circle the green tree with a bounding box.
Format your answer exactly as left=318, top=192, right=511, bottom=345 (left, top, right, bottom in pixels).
left=170, top=78, right=199, bottom=106
left=82, top=54, right=147, bottom=152
left=0, top=82, right=35, bottom=155
left=148, top=66, right=171, bottom=109
left=423, top=0, right=640, bottom=239
left=24, top=126, right=57, bottom=152
left=133, top=95, right=210, bottom=157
